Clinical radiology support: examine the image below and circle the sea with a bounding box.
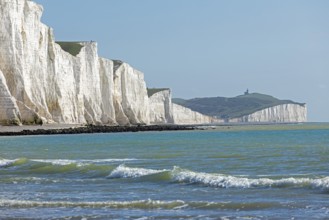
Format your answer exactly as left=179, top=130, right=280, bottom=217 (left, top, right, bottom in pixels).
left=0, top=123, right=329, bottom=219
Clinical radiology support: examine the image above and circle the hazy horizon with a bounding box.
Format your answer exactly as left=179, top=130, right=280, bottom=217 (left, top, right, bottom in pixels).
left=33, top=0, right=329, bottom=122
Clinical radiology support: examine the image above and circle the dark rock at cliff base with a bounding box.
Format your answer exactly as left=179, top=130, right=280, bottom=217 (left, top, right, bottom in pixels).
left=0, top=125, right=196, bottom=136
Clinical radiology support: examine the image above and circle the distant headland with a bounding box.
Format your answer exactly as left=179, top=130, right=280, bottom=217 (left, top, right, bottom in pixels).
left=173, top=92, right=306, bottom=123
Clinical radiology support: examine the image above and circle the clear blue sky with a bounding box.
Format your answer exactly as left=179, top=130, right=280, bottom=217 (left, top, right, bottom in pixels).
left=33, top=0, right=329, bottom=122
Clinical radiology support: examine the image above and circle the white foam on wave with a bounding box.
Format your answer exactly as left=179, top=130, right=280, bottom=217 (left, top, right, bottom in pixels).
left=31, top=159, right=80, bottom=166
left=171, top=167, right=329, bottom=190
left=0, top=198, right=288, bottom=211
left=82, top=158, right=138, bottom=163
left=108, top=164, right=167, bottom=178
left=0, top=198, right=186, bottom=209
left=311, top=177, right=329, bottom=190
left=0, top=159, right=18, bottom=168
left=31, top=158, right=138, bottom=167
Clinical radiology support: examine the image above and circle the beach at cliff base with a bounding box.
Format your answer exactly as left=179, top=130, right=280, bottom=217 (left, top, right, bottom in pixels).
left=0, top=124, right=196, bottom=136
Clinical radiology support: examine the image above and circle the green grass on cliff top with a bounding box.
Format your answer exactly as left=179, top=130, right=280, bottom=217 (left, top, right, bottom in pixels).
left=172, top=93, right=305, bottom=119
left=147, top=88, right=169, bottom=97
left=56, top=42, right=83, bottom=56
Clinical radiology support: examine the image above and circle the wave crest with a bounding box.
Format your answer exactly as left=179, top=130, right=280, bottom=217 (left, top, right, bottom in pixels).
left=171, top=167, right=329, bottom=190
left=31, top=158, right=138, bottom=166
left=0, top=159, right=16, bottom=168
left=0, top=158, right=28, bottom=168
left=0, top=158, right=138, bottom=168
left=108, top=165, right=167, bottom=178
left=2, top=158, right=329, bottom=191
left=0, top=199, right=284, bottom=210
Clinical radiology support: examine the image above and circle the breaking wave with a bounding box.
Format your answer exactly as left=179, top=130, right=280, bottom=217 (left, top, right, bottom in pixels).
left=0, top=158, right=138, bottom=178
left=108, top=164, right=168, bottom=178
left=0, top=159, right=17, bottom=168
left=31, top=158, right=138, bottom=166
left=171, top=167, right=329, bottom=190
left=105, top=165, right=329, bottom=191
left=0, top=199, right=285, bottom=210
left=0, top=158, right=138, bottom=167
left=0, top=158, right=28, bottom=168
left=2, top=158, right=329, bottom=191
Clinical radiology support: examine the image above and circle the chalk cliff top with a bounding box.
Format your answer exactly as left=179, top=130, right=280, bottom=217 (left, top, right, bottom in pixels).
left=173, top=93, right=306, bottom=119
left=56, top=42, right=84, bottom=56
left=147, top=88, right=170, bottom=97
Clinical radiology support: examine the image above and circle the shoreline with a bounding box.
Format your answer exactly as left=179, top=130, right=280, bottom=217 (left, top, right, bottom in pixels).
left=0, top=124, right=196, bottom=136
left=0, top=122, right=327, bottom=136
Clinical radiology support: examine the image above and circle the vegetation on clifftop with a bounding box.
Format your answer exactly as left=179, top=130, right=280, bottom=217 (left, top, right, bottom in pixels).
left=56, top=42, right=84, bottom=56
left=172, top=93, right=305, bottom=119
left=147, top=88, right=169, bottom=97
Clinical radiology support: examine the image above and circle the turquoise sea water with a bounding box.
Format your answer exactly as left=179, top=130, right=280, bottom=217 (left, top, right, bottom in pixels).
left=1, top=125, right=329, bottom=219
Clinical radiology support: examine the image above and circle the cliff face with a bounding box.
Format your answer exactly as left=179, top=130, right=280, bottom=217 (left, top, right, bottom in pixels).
left=148, top=89, right=174, bottom=124
left=148, top=89, right=218, bottom=125
left=230, top=104, right=307, bottom=123
left=0, top=0, right=149, bottom=125
left=173, top=104, right=221, bottom=125
left=0, top=69, right=21, bottom=125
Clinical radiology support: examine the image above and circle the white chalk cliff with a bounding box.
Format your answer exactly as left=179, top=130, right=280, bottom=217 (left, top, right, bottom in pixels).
left=0, top=69, right=21, bottom=125
left=148, top=89, right=174, bottom=124
left=229, top=104, right=307, bottom=123
left=148, top=89, right=220, bottom=125
left=0, top=0, right=307, bottom=126
left=172, top=104, right=220, bottom=125
left=0, top=0, right=150, bottom=125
